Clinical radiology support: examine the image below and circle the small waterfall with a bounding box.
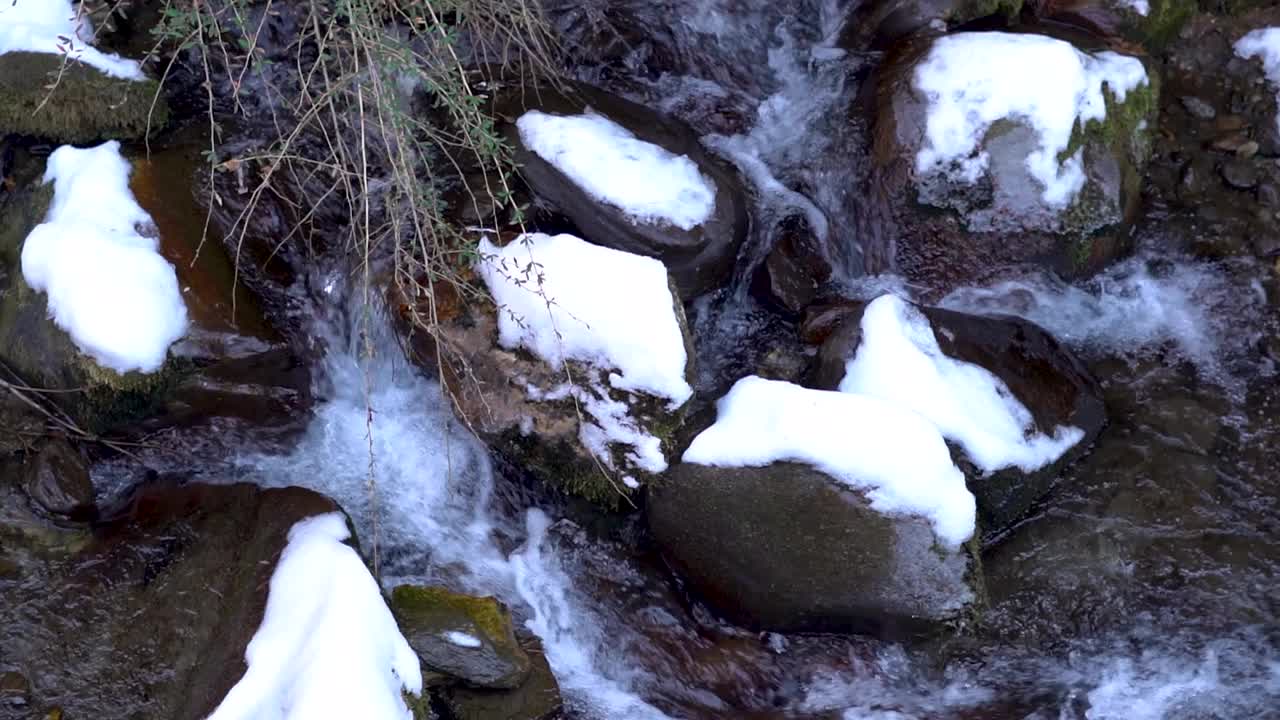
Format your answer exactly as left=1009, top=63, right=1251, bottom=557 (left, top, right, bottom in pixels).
left=236, top=275, right=675, bottom=720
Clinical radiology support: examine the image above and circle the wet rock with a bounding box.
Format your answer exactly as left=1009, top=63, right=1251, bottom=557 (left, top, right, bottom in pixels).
left=756, top=213, right=833, bottom=315
left=0, top=480, right=341, bottom=719
left=1180, top=95, right=1218, bottom=120
left=397, top=268, right=693, bottom=508
left=21, top=439, right=94, bottom=519
left=492, top=80, right=749, bottom=299
left=391, top=585, right=531, bottom=690
left=650, top=461, right=982, bottom=635
left=0, top=671, right=28, bottom=707
left=1026, top=0, right=1197, bottom=50
left=1221, top=158, right=1259, bottom=190
left=838, top=0, right=1023, bottom=51
left=0, top=52, right=167, bottom=144
left=442, top=636, right=563, bottom=720
left=805, top=299, right=1106, bottom=533
left=861, top=33, right=1156, bottom=295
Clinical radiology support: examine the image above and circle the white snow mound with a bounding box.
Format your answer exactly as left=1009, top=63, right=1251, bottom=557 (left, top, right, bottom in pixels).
left=477, top=233, right=692, bottom=406
left=516, top=111, right=716, bottom=231
left=21, top=141, right=188, bottom=374
left=913, top=32, right=1148, bottom=207
left=207, top=512, right=424, bottom=720
left=683, top=376, right=975, bottom=547
left=1236, top=28, right=1280, bottom=136
left=0, top=0, right=144, bottom=79
left=840, top=295, right=1084, bottom=474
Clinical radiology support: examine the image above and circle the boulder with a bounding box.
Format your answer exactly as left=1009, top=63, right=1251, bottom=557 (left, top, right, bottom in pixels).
left=839, top=0, right=1025, bottom=51
left=1026, top=0, right=1198, bottom=48
left=391, top=585, right=531, bottom=690
left=397, top=241, right=694, bottom=508
left=804, top=299, right=1106, bottom=533
left=649, top=461, right=982, bottom=636
left=441, top=636, right=563, bottom=720
left=861, top=32, right=1157, bottom=296
left=0, top=480, right=340, bottom=719
left=754, top=212, right=834, bottom=315
left=0, top=52, right=167, bottom=144
left=492, top=80, right=749, bottom=299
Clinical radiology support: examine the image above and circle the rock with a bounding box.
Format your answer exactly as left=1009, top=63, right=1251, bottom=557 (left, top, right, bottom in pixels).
left=804, top=299, right=1106, bottom=533
left=1236, top=140, right=1261, bottom=159
left=391, top=585, right=531, bottom=690
left=0, top=159, right=184, bottom=435
left=861, top=33, right=1157, bottom=295
left=0, top=52, right=167, bottom=144
left=492, top=80, right=749, bottom=299
left=397, top=266, right=693, bottom=508
left=755, top=212, right=833, bottom=315
left=21, top=439, right=94, bottom=519
left=649, top=461, right=982, bottom=635
left=0, top=480, right=342, bottom=719
left=442, top=636, right=563, bottom=720
left=0, top=671, right=29, bottom=707
left=1180, top=95, right=1218, bottom=120
left=1028, top=0, right=1197, bottom=49
left=1221, top=158, right=1260, bottom=190
left=838, top=0, right=1024, bottom=51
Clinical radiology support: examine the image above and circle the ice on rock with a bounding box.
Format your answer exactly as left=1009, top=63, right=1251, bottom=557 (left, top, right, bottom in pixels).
left=840, top=295, right=1084, bottom=474
left=516, top=111, right=716, bottom=230
left=208, top=513, right=423, bottom=720
left=0, top=0, right=144, bottom=79
left=913, top=32, right=1148, bottom=207
left=683, top=376, right=975, bottom=547
left=21, top=142, right=188, bottom=374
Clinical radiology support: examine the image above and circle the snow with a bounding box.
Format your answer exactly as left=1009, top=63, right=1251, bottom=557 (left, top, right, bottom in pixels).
left=443, top=631, right=483, bottom=649
left=1235, top=28, right=1280, bottom=135
left=840, top=295, right=1084, bottom=474
left=0, top=0, right=144, bottom=79
left=207, top=512, right=423, bottom=720
left=683, top=376, right=975, bottom=547
left=21, top=142, right=188, bottom=374
left=1117, top=0, right=1150, bottom=15
left=516, top=111, right=716, bottom=231
left=913, top=32, right=1148, bottom=207
left=478, top=233, right=692, bottom=406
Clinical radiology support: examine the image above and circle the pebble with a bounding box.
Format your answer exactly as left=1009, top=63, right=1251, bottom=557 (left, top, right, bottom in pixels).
left=1220, top=159, right=1259, bottom=190
left=1236, top=140, right=1260, bottom=159
left=0, top=671, right=28, bottom=706
left=1216, top=115, right=1248, bottom=132
left=1180, top=96, right=1217, bottom=120
left=1212, top=132, right=1251, bottom=153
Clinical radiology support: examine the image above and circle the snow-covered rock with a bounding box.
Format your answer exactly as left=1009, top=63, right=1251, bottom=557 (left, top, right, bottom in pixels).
left=399, top=232, right=694, bottom=506
left=0, top=0, right=143, bottom=79
left=1236, top=27, right=1280, bottom=136
left=863, top=31, right=1156, bottom=293
left=495, top=80, right=748, bottom=298
left=21, top=142, right=188, bottom=374
left=805, top=295, right=1105, bottom=533
left=209, top=513, right=423, bottom=720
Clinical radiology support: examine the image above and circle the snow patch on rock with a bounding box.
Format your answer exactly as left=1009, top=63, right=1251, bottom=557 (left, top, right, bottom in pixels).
left=683, top=376, right=975, bottom=547
left=914, top=32, right=1148, bottom=207
left=516, top=111, right=716, bottom=230
left=840, top=295, right=1083, bottom=474
left=1236, top=28, right=1280, bottom=135
left=21, top=142, right=188, bottom=373
left=0, top=0, right=144, bottom=79
left=208, top=513, right=423, bottom=720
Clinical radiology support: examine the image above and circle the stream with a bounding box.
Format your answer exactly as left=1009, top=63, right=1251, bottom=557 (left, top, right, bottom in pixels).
left=16, top=0, right=1280, bottom=717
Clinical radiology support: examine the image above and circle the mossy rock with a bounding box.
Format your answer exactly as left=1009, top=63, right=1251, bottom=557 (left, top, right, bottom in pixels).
left=0, top=175, right=185, bottom=434
left=391, top=585, right=532, bottom=691
left=0, top=52, right=167, bottom=143
left=442, top=635, right=563, bottom=720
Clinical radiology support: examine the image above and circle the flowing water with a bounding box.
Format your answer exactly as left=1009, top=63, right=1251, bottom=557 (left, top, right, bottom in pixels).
left=89, top=0, right=1280, bottom=717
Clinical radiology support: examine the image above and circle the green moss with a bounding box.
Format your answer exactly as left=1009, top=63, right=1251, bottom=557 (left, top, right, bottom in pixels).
left=1135, top=0, right=1197, bottom=48
left=390, top=585, right=510, bottom=642
left=0, top=52, right=168, bottom=143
